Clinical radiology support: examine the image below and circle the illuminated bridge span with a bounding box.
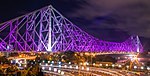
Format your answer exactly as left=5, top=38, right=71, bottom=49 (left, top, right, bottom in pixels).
left=0, top=5, right=143, bottom=53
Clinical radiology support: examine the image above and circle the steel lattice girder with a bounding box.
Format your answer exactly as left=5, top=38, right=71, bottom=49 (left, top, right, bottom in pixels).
left=0, top=5, right=143, bottom=53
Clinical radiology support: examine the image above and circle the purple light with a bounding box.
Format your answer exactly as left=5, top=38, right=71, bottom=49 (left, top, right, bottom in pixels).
left=0, top=5, right=143, bottom=53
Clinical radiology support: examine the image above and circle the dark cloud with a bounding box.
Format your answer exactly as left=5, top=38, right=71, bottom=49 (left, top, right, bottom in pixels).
left=70, top=0, right=141, bottom=18
left=0, top=0, right=85, bottom=23
left=69, top=0, right=150, bottom=38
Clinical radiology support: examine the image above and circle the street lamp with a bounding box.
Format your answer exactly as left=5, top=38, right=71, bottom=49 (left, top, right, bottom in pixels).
left=83, top=62, right=86, bottom=66
left=106, top=64, right=108, bottom=67
left=48, top=61, right=50, bottom=63
left=58, top=61, right=61, bottom=65
left=141, top=66, right=144, bottom=70
left=61, top=71, right=64, bottom=75
left=58, top=70, right=61, bottom=73
left=76, top=66, right=78, bottom=69
left=11, top=60, right=13, bottom=64
left=93, top=63, right=95, bottom=66
left=59, top=65, right=61, bottom=67
left=86, top=67, right=90, bottom=71
left=100, top=64, right=102, bottom=66
left=64, top=65, right=67, bottom=68
left=69, top=62, right=71, bottom=64
left=19, top=64, right=21, bottom=67
left=69, top=65, right=72, bottom=68
left=42, top=67, right=45, bottom=70
left=54, top=68, right=57, bottom=72
left=147, top=67, right=150, bottom=70
left=126, top=65, right=129, bottom=68
left=82, top=67, right=84, bottom=70
left=134, top=66, right=137, bottom=69
left=86, top=62, right=89, bottom=65
left=118, top=65, right=122, bottom=68
left=112, top=64, right=115, bottom=67
left=51, top=61, right=54, bottom=64
left=20, top=61, right=22, bottom=63
left=49, top=67, right=51, bottom=71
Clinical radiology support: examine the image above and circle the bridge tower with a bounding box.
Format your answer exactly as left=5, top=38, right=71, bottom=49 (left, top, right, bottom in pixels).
left=131, top=35, right=143, bottom=53
left=135, top=36, right=140, bottom=53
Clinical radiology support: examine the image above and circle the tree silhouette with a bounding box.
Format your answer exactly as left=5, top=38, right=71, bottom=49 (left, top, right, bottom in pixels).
left=94, top=55, right=117, bottom=63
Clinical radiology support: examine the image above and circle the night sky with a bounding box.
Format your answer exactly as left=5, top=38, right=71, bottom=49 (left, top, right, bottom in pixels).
left=0, top=0, right=150, bottom=51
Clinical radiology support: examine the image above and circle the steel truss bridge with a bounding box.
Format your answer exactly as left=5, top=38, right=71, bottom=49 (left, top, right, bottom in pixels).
left=0, top=5, right=143, bottom=53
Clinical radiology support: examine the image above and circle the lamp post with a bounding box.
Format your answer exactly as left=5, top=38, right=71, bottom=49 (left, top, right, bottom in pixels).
left=119, top=65, right=121, bottom=67
left=112, top=64, right=115, bottom=68
left=78, top=64, right=81, bottom=76
left=90, top=53, right=95, bottom=65
left=91, top=54, right=92, bottom=65
left=100, top=64, right=102, bottom=67
left=134, top=66, right=137, bottom=70
left=141, top=66, right=144, bottom=70
left=147, top=67, right=150, bottom=70
left=126, top=65, right=129, bottom=70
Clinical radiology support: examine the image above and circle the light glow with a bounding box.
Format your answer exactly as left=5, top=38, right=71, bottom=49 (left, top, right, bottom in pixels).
left=82, top=67, right=84, bottom=70
left=75, top=66, right=78, bottom=69
left=49, top=67, right=51, bottom=71
left=58, top=70, right=61, bottom=73
left=42, top=67, right=45, bottom=70
left=61, top=71, right=64, bottom=75
left=86, top=67, right=89, bottom=71
left=126, top=65, right=129, bottom=68
left=19, top=64, right=21, bottom=67
left=59, top=65, right=61, bottom=67
left=20, top=61, right=22, bottom=63
left=93, top=63, right=95, bottom=66
left=134, top=66, right=137, bottom=69
left=64, top=65, right=67, bottom=68
left=118, top=65, right=121, bottom=68
left=106, top=64, right=108, bottom=66
left=48, top=61, right=50, bottom=63
left=69, top=65, right=72, bottom=68
left=54, top=68, right=57, bottom=72
left=52, top=61, right=54, bottom=64
left=147, top=67, right=150, bottom=70
left=112, top=64, right=115, bottom=67
left=11, top=60, right=13, bottom=63
left=58, top=62, right=61, bottom=64
left=141, top=66, right=144, bottom=69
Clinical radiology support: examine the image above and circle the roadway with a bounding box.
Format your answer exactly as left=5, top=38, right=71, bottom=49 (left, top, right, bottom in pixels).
left=40, top=64, right=131, bottom=76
